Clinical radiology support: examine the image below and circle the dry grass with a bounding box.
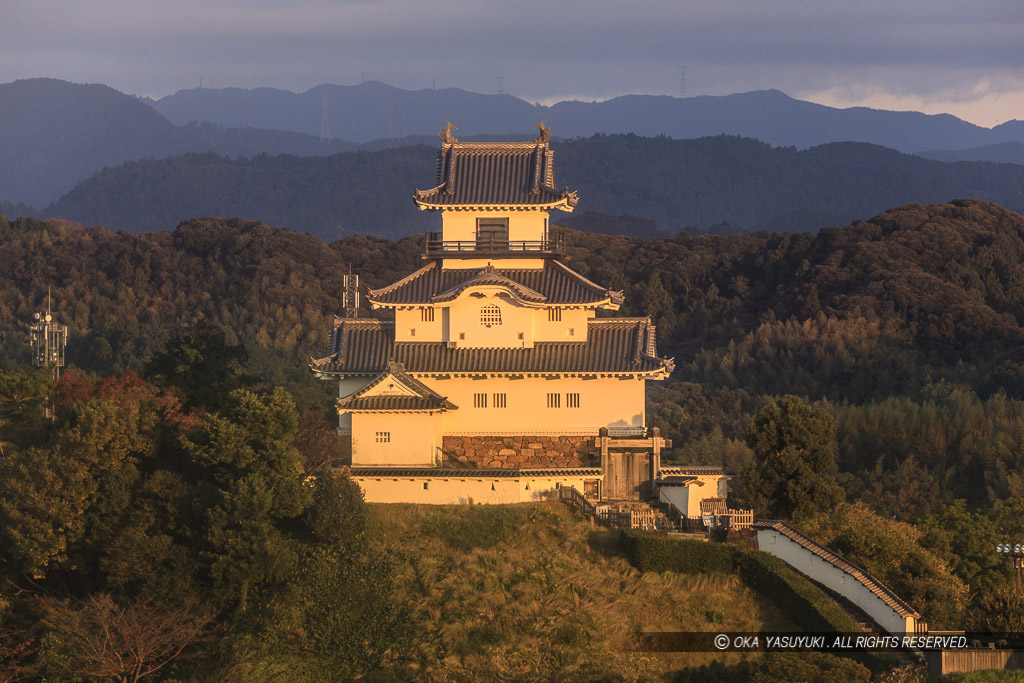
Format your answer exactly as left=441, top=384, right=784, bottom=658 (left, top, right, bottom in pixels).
left=367, top=502, right=789, bottom=681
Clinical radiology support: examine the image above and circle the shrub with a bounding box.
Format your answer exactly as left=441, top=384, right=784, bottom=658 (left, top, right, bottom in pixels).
left=734, top=550, right=859, bottom=633
left=620, top=530, right=736, bottom=574
left=750, top=651, right=870, bottom=683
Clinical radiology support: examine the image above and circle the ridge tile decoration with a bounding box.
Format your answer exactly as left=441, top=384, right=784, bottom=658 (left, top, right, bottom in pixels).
left=312, top=124, right=726, bottom=506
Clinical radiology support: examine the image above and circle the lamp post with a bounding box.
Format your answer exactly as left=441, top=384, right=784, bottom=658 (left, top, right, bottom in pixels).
left=995, top=543, right=1024, bottom=593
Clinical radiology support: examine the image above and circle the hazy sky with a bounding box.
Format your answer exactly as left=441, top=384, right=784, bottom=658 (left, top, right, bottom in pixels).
left=3, top=0, right=1023, bottom=127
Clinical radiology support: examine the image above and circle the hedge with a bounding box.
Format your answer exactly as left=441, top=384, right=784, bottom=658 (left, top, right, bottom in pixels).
left=619, top=530, right=736, bottom=574
left=733, top=549, right=862, bottom=633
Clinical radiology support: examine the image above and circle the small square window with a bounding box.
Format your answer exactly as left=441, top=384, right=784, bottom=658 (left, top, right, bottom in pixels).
left=518, top=332, right=525, bottom=340
left=423, top=482, right=429, bottom=490
left=568, top=328, right=575, bottom=336
left=409, top=328, right=416, bottom=337
left=459, top=332, right=466, bottom=340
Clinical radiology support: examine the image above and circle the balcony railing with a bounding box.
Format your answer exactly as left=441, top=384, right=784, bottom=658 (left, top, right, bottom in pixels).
left=423, top=232, right=565, bottom=258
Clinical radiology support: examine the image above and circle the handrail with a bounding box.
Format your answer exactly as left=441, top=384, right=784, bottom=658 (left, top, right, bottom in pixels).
left=559, top=485, right=599, bottom=520
left=424, top=233, right=565, bottom=256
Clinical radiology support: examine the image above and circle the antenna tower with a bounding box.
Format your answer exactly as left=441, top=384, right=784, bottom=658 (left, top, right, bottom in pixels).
left=320, top=90, right=331, bottom=142
left=29, top=289, right=68, bottom=382
left=342, top=269, right=361, bottom=319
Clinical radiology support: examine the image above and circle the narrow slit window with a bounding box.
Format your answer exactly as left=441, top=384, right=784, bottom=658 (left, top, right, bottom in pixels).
left=421, top=307, right=435, bottom=322
left=474, top=393, right=487, bottom=408
left=566, top=393, right=580, bottom=408
left=548, top=308, right=561, bottom=322
left=547, top=393, right=561, bottom=408
left=493, top=393, right=507, bottom=408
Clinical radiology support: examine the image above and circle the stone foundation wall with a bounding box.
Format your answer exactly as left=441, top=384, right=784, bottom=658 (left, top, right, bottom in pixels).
left=442, top=435, right=596, bottom=469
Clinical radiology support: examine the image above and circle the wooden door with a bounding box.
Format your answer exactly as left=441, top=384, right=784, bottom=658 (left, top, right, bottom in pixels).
left=604, top=452, right=652, bottom=500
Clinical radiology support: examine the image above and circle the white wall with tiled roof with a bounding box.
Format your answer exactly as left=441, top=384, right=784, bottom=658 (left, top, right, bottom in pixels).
left=754, top=523, right=922, bottom=636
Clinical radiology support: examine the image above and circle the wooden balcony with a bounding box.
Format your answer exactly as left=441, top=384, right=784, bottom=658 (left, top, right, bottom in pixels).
left=423, top=232, right=566, bottom=258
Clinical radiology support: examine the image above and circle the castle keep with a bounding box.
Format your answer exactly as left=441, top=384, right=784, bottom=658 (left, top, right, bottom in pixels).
left=312, top=123, right=726, bottom=504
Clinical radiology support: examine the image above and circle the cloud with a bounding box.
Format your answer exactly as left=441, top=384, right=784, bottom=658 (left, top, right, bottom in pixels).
left=2, top=0, right=1022, bottom=125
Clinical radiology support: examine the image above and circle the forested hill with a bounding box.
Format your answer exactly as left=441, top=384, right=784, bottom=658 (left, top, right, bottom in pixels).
left=46, top=135, right=1024, bottom=239
left=5, top=199, right=1024, bottom=512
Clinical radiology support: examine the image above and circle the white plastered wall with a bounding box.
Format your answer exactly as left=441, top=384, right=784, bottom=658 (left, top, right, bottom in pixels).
left=440, top=209, right=547, bottom=243
left=395, top=302, right=592, bottom=345
left=657, top=476, right=724, bottom=517
left=755, top=529, right=918, bottom=636
left=426, top=375, right=646, bottom=435
left=354, top=474, right=599, bottom=504
left=336, top=376, right=374, bottom=433
left=351, top=412, right=440, bottom=466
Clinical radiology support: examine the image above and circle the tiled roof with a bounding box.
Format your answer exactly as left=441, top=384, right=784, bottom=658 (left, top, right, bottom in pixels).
left=349, top=467, right=603, bottom=478
left=657, top=475, right=702, bottom=487
left=367, top=260, right=623, bottom=307
left=311, top=318, right=674, bottom=377
left=337, top=361, right=457, bottom=413
left=752, top=520, right=921, bottom=619
left=311, top=318, right=393, bottom=375
left=659, top=466, right=729, bottom=476
left=413, top=139, right=578, bottom=210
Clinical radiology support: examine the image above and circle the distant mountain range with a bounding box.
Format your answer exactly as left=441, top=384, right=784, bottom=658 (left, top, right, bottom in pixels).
left=0, top=79, right=357, bottom=207
left=46, top=135, right=1024, bottom=241
left=919, top=141, right=1024, bottom=166
left=149, top=81, right=1024, bottom=154
left=6, top=77, right=1024, bottom=233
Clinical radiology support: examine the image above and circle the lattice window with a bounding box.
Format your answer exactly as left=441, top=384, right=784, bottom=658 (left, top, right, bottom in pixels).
left=548, top=308, right=561, bottom=322
left=375, top=432, right=390, bottom=443
left=566, top=393, right=580, bottom=408
left=474, top=393, right=488, bottom=408
left=547, top=393, right=561, bottom=408
left=480, top=305, right=502, bottom=327
left=493, top=393, right=507, bottom=408
left=421, top=307, right=435, bottom=322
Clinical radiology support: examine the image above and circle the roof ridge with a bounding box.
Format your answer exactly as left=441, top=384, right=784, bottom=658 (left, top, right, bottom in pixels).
left=367, top=262, right=436, bottom=298
left=549, top=260, right=624, bottom=300
left=589, top=317, right=651, bottom=324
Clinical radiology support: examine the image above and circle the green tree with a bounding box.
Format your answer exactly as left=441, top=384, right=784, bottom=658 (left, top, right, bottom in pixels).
left=184, top=388, right=311, bottom=609
left=801, top=502, right=969, bottom=628
left=145, top=322, right=249, bottom=409
left=306, top=470, right=366, bottom=545
left=740, top=395, right=844, bottom=519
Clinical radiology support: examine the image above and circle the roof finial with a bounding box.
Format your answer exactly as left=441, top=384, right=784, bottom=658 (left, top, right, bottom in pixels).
left=534, top=120, right=551, bottom=143
left=440, top=120, right=458, bottom=143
